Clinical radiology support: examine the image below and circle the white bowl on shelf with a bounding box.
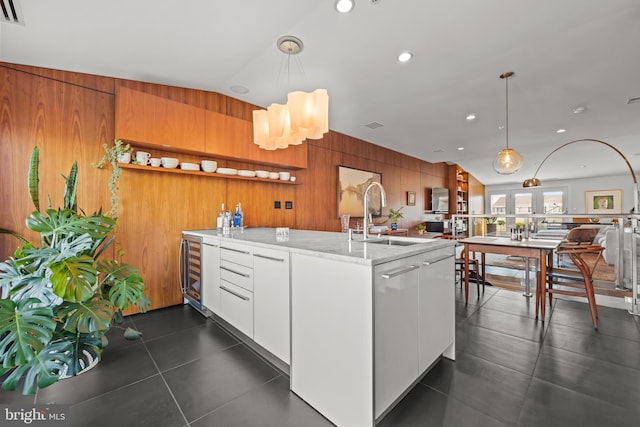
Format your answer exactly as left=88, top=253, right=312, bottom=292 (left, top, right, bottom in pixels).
left=268, top=172, right=280, bottom=180
left=201, top=160, right=217, bottom=172
left=216, top=167, right=237, bottom=176
left=161, top=157, right=179, bottom=168
left=255, top=170, right=269, bottom=179
left=238, top=170, right=256, bottom=178
left=180, top=162, right=200, bottom=171
left=279, top=172, right=291, bottom=181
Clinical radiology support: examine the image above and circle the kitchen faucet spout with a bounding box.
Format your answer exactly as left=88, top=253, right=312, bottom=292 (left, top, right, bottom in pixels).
left=363, top=182, right=387, bottom=240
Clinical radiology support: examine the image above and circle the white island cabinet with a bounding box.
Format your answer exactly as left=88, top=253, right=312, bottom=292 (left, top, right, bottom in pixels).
left=201, top=236, right=221, bottom=315
left=253, top=246, right=290, bottom=364
left=291, top=244, right=455, bottom=427
left=183, top=228, right=456, bottom=427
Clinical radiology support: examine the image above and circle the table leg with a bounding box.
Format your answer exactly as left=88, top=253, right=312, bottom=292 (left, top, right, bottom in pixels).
left=523, top=257, right=532, bottom=297
left=464, top=245, right=469, bottom=304
left=539, top=250, right=547, bottom=321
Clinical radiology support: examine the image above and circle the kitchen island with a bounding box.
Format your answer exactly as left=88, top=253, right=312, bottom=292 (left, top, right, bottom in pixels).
left=183, top=228, right=456, bottom=427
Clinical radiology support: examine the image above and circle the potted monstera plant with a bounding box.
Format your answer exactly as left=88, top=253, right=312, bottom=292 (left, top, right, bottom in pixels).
left=0, top=147, right=149, bottom=395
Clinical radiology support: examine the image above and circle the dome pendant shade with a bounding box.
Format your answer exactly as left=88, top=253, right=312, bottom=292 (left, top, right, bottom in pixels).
left=522, top=177, right=542, bottom=188
left=493, top=148, right=523, bottom=175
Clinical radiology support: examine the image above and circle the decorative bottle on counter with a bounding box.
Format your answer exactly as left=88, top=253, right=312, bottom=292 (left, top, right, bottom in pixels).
left=233, top=203, right=243, bottom=228
left=216, top=203, right=224, bottom=232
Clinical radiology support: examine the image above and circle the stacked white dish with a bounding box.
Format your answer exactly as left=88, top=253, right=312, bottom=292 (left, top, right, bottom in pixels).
left=255, top=170, right=269, bottom=179
left=238, top=170, right=256, bottom=178
left=268, top=172, right=280, bottom=180
left=279, top=172, right=291, bottom=181
left=180, top=162, right=200, bottom=171
left=161, top=157, right=179, bottom=169
left=201, top=160, right=217, bottom=173
left=216, top=168, right=238, bottom=176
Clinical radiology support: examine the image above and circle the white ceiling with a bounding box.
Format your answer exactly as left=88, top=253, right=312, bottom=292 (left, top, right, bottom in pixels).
left=2, top=0, right=639, bottom=185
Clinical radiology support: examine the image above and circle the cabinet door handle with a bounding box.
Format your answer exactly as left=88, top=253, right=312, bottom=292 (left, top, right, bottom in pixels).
left=253, top=253, right=285, bottom=262
left=220, top=265, right=250, bottom=278
left=422, top=254, right=454, bottom=266
left=203, top=243, right=219, bottom=248
left=220, top=286, right=250, bottom=301
left=221, top=246, right=250, bottom=254
left=381, top=264, right=420, bottom=279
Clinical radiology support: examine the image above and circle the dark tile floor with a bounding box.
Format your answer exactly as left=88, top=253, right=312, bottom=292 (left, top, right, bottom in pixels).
left=2, top=285, right=640, bottom=427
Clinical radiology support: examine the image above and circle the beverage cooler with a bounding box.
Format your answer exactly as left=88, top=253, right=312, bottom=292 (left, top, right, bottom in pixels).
left=179, top=233, right=203, bottom=312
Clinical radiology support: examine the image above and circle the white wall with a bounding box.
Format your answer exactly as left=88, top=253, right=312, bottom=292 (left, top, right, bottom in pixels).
left=485, top=172, right=638, bottom=214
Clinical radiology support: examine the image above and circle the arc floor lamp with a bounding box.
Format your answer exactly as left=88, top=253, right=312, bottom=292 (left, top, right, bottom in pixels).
left=522, top=138, right=639, bottom=315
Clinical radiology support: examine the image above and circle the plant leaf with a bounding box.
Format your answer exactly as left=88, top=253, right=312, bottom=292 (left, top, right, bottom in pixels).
left=56, top=299, right=114, bottom=333
left=49, top=254, right=97, bottom=302
left=28, top=146, right=40, bottom=212
left=123, top=327, right=143, bottom=340
left=63, top=331, right=102, bottom=377
left=26, top=209, right=115, bottom=249
left=97, top=260, right=145, bottom=311
left=1, top=340, right=72, bottom=395
left=0, top=298, right=56, bottom=369
left=0, top=228, right=29, bottom=245
left=62, top=161, right=78, bottom=212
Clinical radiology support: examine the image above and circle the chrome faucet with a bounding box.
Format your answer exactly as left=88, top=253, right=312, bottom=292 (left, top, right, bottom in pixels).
left=363, top=182, right=387, bottom=240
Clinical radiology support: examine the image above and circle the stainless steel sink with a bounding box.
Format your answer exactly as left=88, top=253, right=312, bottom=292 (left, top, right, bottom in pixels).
left=364, top=238, right=419, bottom=246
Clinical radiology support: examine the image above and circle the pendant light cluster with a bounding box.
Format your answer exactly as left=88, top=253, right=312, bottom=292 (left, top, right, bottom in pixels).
left=253, top=36, right=329, bottom=150
left=493, top=71, right=523, bottom=175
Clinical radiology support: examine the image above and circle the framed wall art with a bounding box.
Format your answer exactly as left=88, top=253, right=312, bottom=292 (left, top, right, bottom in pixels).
left=337, top=165, right=382, bottom=218
left=585, top=189, right=622, bottom=214
left=407, top=191, right=416, bottom=206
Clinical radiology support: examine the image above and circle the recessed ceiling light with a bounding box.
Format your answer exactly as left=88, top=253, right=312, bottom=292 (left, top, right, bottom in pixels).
left=433, top=148, right=445, bottom=153
left=397, top=52, right=413, bottom=63
left=457, top=147, right=465, bottom=151
left=572, top=106, right=587, bottom=114
left=335, top=0, right=354, bottom=13
left=466, top=114, right=476, bottom=121
left=230, top=85, right=249, bottom=94
left=556, top=128, right=567, bottom=133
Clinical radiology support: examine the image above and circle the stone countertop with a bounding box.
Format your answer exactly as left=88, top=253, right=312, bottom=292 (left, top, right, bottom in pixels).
left=183, top=228, right=454, bottom=266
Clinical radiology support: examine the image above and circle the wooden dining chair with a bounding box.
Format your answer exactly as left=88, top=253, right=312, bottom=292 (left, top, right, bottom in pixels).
left=455, top=250, right=484, bottom=296
left=547, top=245, right=604, bottom=328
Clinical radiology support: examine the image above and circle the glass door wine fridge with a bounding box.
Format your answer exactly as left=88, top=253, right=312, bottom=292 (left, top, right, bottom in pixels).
left=179, top=233, right=203, bottom=312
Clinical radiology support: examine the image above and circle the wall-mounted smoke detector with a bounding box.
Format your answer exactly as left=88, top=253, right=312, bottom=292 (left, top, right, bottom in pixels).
left=1, top=0, right=24, bottom=25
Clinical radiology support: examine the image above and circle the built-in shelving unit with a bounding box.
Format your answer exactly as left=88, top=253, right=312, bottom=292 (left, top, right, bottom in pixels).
left=448, top=165, right=469, bottom=236
left=119, top=163, right=299, bottom=184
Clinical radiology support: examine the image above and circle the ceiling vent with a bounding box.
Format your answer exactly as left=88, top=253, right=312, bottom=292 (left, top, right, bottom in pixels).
left=627, top=97, right=640, bottom=105
left=365, top=121, right=384, bottom=129
left=1, top=0, right=24, bottom=25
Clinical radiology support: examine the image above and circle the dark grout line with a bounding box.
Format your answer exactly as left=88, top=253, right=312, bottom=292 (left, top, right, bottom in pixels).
left=139, top=336, right=191, bottom=427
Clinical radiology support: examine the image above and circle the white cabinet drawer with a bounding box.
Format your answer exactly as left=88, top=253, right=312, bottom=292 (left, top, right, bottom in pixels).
left=219, top=280, right=253, bottom=337
left=220, top=242, right=253, bottom=267
left=220, top=259, right=253, bottom=291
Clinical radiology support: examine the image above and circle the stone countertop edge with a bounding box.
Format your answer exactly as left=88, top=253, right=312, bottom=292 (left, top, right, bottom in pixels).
left=183, top=228, right=455, bottom=266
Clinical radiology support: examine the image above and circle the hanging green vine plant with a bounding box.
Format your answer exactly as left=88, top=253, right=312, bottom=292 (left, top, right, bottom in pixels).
left=92, top=139, right=132, bottom=218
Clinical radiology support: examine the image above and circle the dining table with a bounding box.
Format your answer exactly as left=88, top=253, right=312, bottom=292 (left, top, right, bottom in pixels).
left=459, top=236, right=561, bottom=321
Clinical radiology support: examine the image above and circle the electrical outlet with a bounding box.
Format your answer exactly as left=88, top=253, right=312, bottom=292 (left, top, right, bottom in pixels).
left=274, top=201, right=281, bottom=209
left=285, top=201, right=293, bottom=209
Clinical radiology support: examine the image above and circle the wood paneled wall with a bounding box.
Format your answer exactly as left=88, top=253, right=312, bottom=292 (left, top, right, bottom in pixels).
left=0, top=62, right=453, bottom=311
